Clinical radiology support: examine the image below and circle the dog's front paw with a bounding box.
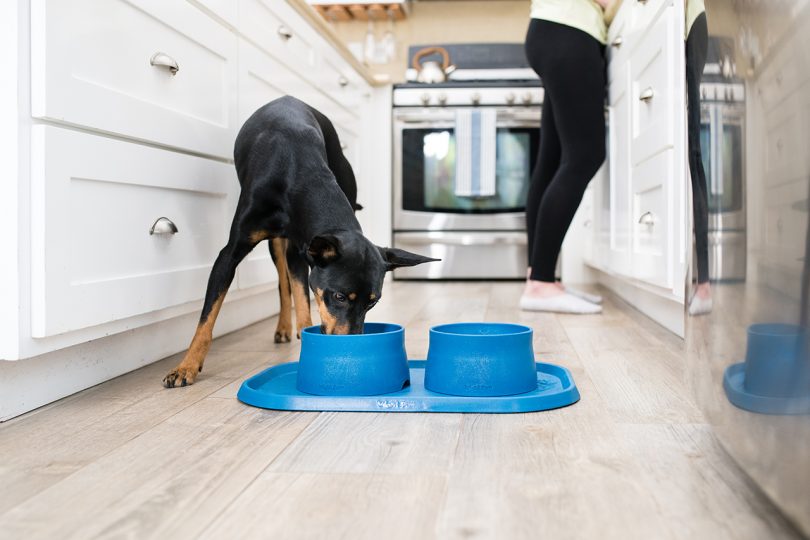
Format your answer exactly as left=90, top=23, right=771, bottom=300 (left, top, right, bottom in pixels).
left=274, top=321, right=292, bottom=343
left=163, top=365, right=200, bottom=388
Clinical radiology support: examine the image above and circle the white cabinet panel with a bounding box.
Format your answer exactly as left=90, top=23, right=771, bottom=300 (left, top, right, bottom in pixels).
left=608, top=63, right=632, bottom=275
left=631, top=150, right=672, bottom=288
left=31, top=126, right=237, bottom=337
left=239, top=0, right=317, bottom=71
left=31, top=0, right=237, bottom=159
left=630, top=6, right=675, bottom=165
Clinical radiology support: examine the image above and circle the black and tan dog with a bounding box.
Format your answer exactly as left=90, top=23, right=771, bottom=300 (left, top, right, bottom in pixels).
left=163, top=96, right=437, bottom=388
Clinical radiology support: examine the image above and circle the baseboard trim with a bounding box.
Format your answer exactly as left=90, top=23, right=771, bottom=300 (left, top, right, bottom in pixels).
left=593, top=268, right=685, bottom=337
left=0, top=291, right=279, bottom=421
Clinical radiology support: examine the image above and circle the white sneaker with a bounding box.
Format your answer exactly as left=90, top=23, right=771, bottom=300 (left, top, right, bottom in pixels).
left=519, top=292, right=602, bottom=314
left=565, top=287, right=603, bottom=305
left=688, top=294, right=713, bottom=316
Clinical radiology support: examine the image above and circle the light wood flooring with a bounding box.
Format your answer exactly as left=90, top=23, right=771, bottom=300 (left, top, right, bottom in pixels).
left=0, top=282, right=802, bottom=539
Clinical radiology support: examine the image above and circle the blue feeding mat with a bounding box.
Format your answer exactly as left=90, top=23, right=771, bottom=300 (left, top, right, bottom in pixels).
left=238, top=360, right=579, bottom=413
left=237, top=322, right=580, bottom=414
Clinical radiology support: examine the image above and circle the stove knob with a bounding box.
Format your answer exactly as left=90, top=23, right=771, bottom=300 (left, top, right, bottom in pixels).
left=437, top=92, right=448, bottom=105
left=505, top=92, right=516, bottom=105
left=420, top=92, right=431, bottom=106
left=471, top=92, right=481, bottom=105
left=521, top=92, right=533, bottom=105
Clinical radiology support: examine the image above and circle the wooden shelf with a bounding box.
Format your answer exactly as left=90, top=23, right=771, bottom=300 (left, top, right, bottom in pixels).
left=311, top=3, right=408, bottom=22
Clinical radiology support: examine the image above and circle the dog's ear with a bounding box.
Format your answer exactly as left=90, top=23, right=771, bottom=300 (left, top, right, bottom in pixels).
left=378, top=247, right=440, bottom=271
left=307, top=235, right=342, bottom=267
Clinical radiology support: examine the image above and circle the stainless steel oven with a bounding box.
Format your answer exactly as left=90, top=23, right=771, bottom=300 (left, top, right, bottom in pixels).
left=699, top=81, right=746, bottom=281
left=392, top=85, right=542, bottom=279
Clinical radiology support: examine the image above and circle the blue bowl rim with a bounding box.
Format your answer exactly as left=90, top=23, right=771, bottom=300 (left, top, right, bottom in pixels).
left=429, top=322, right=532, bottom=337
left=748, top=323, right=804, bottom=338
left=301, top=322, right=404, bottom=337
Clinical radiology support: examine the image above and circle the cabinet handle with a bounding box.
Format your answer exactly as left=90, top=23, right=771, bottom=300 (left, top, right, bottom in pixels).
left=639, top=87, right=655, bottom=102
left=277, top=25, right=293, bottom=41
left=638, top=211, right=656, bottom=226
left=338, top=76, right=349, bottom=87
left=149, top=217, right=179, bottom=235
left=149, top=52, right=179, bottom=75
left=637, top=0, right=648, bottom=4
left=611, top=36, right=623, bottom=48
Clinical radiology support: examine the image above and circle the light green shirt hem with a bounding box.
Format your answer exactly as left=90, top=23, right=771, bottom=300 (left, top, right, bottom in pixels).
left=530, top=0, right=608, bottom=45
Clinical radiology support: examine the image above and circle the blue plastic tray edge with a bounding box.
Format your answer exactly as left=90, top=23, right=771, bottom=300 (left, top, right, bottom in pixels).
left=237, top=360, right=580, bottom=414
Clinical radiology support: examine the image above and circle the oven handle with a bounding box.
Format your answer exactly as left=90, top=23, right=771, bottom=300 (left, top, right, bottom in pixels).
left=395, top=232, right=527, bottom=246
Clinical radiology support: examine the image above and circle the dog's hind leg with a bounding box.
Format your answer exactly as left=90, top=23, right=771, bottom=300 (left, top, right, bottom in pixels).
left=287, top=244, right=313, bottom=338
left=269, top=237, right=293, bottom=343
left=163, top=233, right=259, bottom=388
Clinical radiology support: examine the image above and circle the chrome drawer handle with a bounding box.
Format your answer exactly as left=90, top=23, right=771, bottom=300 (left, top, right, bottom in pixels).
left=612, top=36, right=623, bottom=48
left=150, top=52, right=179, bottom=75
left=637, top=0, right=648, bottom=4
left=638, top=211, right=656, bottom=226
left=639, top=87, right=655, bottom=102
left=338, top=76, right=349, bottom=87
left=149, top=217, right=179, bottom=235
left=277, top=25, right=293, bottom=41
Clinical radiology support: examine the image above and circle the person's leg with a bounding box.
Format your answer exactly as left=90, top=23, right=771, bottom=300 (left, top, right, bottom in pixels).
left=686, top=13, right=711, bottom=313
left=529, top=24, right=606, bottom=283
left=524, top=20, right=561, bottom=268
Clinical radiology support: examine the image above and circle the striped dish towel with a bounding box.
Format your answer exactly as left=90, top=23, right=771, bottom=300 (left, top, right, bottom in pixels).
left=454, top=108, right=497, bottom=198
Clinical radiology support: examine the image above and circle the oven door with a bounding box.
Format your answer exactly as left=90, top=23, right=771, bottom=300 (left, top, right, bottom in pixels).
left=701, top=103, right=745, bottom=230
left=393, top=107, right=540, bottom=231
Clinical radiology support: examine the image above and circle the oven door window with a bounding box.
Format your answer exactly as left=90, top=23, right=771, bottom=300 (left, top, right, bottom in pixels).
left=402, top=127, right=538, bottom=214
left=711, top=119, right=743, bottom=213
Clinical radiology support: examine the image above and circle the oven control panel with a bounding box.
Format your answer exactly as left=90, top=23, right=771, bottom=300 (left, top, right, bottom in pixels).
left=393, top=87, right=545, bottom=107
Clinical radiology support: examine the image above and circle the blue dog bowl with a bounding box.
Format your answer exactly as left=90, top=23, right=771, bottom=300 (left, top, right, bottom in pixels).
left=424, top=322, right=537, bottom=397
left=723, top=322, right=810, bottom=414
left=296, top=322, right=410, bottom=396
left=743, top=323, right=806, bottom=398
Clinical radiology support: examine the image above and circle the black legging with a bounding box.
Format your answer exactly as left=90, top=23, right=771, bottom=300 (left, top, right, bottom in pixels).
left=687, top=13, right=709, bottom=283
left=524, top=19, right=607, bottom=282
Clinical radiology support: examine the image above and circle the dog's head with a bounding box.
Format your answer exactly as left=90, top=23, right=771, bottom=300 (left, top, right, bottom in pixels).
left=305, top=232, right=438, bottom=334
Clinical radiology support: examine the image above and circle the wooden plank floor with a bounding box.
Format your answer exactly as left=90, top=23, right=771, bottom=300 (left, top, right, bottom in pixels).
left=0, top=282, right=801, bottom=539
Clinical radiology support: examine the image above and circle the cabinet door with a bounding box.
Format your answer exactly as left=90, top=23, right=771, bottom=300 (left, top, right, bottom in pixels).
left=31, top=0, right=237, bottom=159
left=631, top=150, right=673, bottom=288
left=608, top=62, right=632, bottom=276
left=31, top=127, right=236, bottom=338
left=629, top=6, right=675, bottom=165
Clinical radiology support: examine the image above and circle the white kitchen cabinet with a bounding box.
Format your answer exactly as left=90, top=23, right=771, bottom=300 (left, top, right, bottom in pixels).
left=585, top=0, right=687, bottom=335
left=2, top=0, right=378, bottom=420
left=30, top=126, right=236, bottom=338
left=31, top=0, right=239, bottom=160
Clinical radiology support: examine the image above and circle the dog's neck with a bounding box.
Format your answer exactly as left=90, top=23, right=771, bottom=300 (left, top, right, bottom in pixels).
left=288, top=168, right=360, bottom=245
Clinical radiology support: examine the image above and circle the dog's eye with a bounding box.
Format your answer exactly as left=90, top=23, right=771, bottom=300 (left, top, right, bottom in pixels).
left=333, top=292, right=347, bottom=303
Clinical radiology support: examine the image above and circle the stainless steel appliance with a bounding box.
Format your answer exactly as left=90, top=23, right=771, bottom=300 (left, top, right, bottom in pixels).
left=699, top=37, right=746, bottom=282
left=393, top=43, right=542, bottom=280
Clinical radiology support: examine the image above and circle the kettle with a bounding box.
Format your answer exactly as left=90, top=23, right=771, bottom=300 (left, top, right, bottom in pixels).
left=412, top=46, right=456, bottom=84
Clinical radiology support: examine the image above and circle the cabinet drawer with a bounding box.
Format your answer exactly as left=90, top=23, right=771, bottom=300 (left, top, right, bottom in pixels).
left=31, top=126, right=237, bottom=338
left=630, top=6, right=675, bottom=165
left=629, top=0, right=667, bottom=38
left=631, top=150, right=672, bottom=288
left=764, top=91, right=810, bottom=187
left=239, top=0, right=316, bottom=72
left=31, top=0, right=237, bottom=159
